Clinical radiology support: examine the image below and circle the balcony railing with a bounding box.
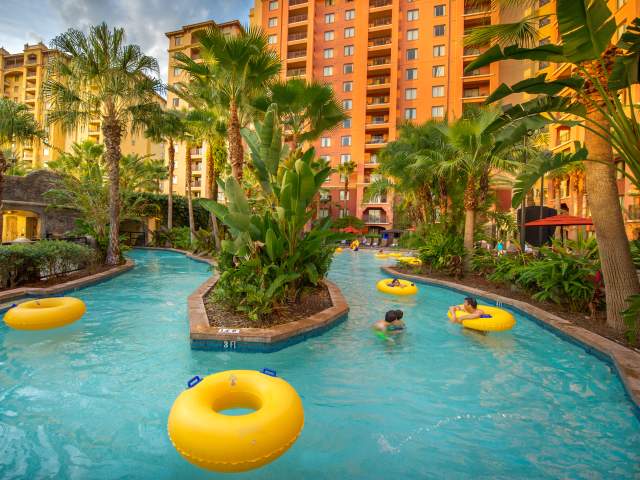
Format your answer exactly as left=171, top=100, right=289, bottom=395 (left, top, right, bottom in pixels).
left=366, top=195, right=388, bottom=204
left=192, top=163, right=202, bottom=172
left=287, top=67, right=306, bottom=77
left=364, top=214, right=387, bottom=224
left=368, top=37, right=391, bottom=47
left=289, top=0, right=307, bottom=5
left=463, top=89, right=487, bottom=98
left=367, top=96, right=390, bottom=105
left=190, top=181, right=201, bottom=188
left=464, top=5, right=491, bottom=15
left=463, top=47, right=483, bottom=56
left=190, top=148, right=203, bottom=156
left=367, top=136, right=388, bottom=144
left=628, top=205, right=640, bottom=220
left=3, top=59, right=23, bottom=68
left=369, top=18, right=392, bottom=28
left=288, top=32, right=307, bottom=41
left=367, top=57, right=390, bottom=66
left=368, top=77, right=390, bottom=86
left=289, top=14, right=308, bottom=23
left=370, top=0, right=392, bottom=7
left=287, top=50, right=306, bottom=59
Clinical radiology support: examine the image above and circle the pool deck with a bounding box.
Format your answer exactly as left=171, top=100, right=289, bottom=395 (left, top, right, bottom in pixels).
left=0, top=259, right=135, bottom=308
left=188, top=274, right=349, bottom=352
left=382, top=266, right=640, bottom=410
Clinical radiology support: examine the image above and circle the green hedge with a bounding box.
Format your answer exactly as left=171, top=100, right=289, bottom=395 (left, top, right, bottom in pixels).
left=0, top=241, right=96, bottom=289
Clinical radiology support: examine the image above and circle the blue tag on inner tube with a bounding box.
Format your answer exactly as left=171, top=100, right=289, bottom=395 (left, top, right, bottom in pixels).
left=480, top=314, right=492, bottom=318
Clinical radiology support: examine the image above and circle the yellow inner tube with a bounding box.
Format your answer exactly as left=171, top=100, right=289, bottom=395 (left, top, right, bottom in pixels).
left=398, top=256, right=422, bottom=266
left=335, top=247, right=343, bottom=253
left=4, top=297, right=86, bottom=330
left=376, top=278, right=418, bottom=295
left=447, top=305, right=516, bottom=332
left=168, top=370, right=304, bottom=473
left=374, top=253, right=388, bottom=259
left=387, top=252, right=403, bottom=258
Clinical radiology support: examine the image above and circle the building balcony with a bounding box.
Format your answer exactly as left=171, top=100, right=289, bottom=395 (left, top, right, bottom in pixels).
left=462, top=46, right=488, bottom=58
left=190, top=148, right=203, bottom=157
left=368, top=37, right=392, bottom=51
left=362, top=196, right=388, bottom=205
left=463, top=3, right=492, bottom=19
left=368, top=18, right=392, bottom=30
left=363, top=214, right=388, bottom=225
left=366, top=115, right=389, bottom=125
left=192, top=163, right=202, bottom=172
left=287, top=32, right=308, bottom=44
left=369, top=0, right=392, bottom=11
left=287, top=49, right=306, bottom=60
left=190, top=182, right=202, bottom=189
left=3, top=59, right=24, bottom=69
left=286, top=67, right=306, bottom=78
left=288, top=14, right=308, bottom=25
left=628, top=205, right=640, bottom=221
left=366, top=96, right=390, bottom=110
left=288, top=0, right=308, bottom=6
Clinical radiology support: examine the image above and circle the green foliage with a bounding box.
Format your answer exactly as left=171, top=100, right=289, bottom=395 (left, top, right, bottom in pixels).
left=470, top=248, right=497, bottom=276
left=630, top=240, right=640, bottom=268
left=138, top=193, right=210, bottom=230
left=0, top=241, right=95, bottom=289
left=201, top=104, right=341, bottom=321
left=418, top=229, right=465, bottom=277
left=398, top=232, right=423, bottom=249
left=622, top=293, right=640, bottom=346
left=331, top=216, right=364, bottom=230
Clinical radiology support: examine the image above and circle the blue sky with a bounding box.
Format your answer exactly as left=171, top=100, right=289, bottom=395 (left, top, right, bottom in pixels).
left=0, top=0, right=253, bottom=80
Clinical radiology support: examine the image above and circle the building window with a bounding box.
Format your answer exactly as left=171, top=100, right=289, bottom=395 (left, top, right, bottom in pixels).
left=406, top=48, right=418, bottom=60
left=433, top=45, right=445, bottom=57
left=432, top=65, right=445, bottom=77
left=369, top=154, right=378, bottom=164
left=175, top=36, right=182, bottom=46
left=434, top=24, right=445, bottom=36
left=343, top=63, right=354, bottom=74
left=172, top=175, right=178, bottom=185
left=325, top=0, right=335, bottom=5
left=432, top=85, right=445, bottom=97
left=320, top=155, right=331, bottom=163
left=268, top=17, right=278, bottom=27
left=405, top=88, right=417, bottom=100
left=341, top=135, right=352, bottom=146
left=539, top=16, right=550, bottom=28
left=407, top=29, right=419, bottom=41
left=434, top=4, right=446, bottom=16
left=319, top=209, right=329, bottom=218
left=344, top=27, right=355, bottom=38
left=405, top=108, right=417, bottom=120
left=172, top=98, right=179, bottom=107
left=323, top=66, right=333, bottom=76
left=268, top=34, right=277, bottom=45
left=325, top=13, right=335, bottom=24
left=324, top=30, right=335, bottom=41
left=406, top=68, right=418, bottom=80
left=269, top=0, right=278, bottom=10
left=345, top=9, right=355, bottom=20
left=558, top=128, right=570, bottom=144
left=324, top=48, right=334, bottom=59
left=344, top=44, right=354, bottom=56
left=339, top=191, right=350, bottom=201
left=431, top=105, right=444, bottom=118
left=343, top=118, right=351, bottom=128
left=408, top=9, right=419, bottom=21
left=173, top=67, right=181, bottom=76
left=617, top=0, right=627, bottom=7
left=343, top=81, right=353, bottom=92
left=342, top=99, right=352, bottom=110
left=321, top=137, right=331, bottom=147
left=340, top=154, right=351, bottom=164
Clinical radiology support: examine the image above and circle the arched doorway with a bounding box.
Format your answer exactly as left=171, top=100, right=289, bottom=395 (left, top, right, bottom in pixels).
left=2, top=209, right=40, bottom=242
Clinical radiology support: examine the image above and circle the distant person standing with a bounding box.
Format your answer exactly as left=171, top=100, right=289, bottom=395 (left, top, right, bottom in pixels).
left=496, top=241, right=504, bottom=255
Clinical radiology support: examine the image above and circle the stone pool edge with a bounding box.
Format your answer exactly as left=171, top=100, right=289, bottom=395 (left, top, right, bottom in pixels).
left=188, top=275, right=349, bottom=353
left=0, top=259, right=135, bottom=306
left=382, top=266, right=640, bottom=410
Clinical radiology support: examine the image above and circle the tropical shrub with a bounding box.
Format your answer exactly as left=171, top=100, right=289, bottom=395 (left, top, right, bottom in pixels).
left=418, top=229, right=465, bottom=277
left=631, top=240, right=640, bottom=268
left=470, top=248, right=497, bottom=276
left=202, top=104, right=341, bottom=321
left=0, top=241, right=96, bottom=289
left=487, top=252, right=532, bottom=285
left=622, top=294, right=640, bottom=346
left=398, top=232, right=423, bottom=249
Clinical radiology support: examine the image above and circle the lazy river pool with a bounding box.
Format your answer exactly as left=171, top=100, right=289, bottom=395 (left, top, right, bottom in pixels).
left=1, top=249, right=639, bottom=479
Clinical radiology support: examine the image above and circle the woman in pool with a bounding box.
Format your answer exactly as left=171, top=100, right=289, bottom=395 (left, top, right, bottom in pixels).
left=373, top=310, right=406, bottom=333
left=448, top=297, right=484, bottom=324
left=388, top=278, right=402, bottom=287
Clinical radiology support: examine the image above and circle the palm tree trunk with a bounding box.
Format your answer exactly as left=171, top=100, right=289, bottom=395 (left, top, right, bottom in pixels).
left=228, top=101, right=243, bottom=181
left=206, top=142, right=221, bottom=250
left=185, top=143, right=195, bottom=244
left=553, top=178, right=562, bottom=239
left=584, top=109, right=639, bottom=331
left=463, top=180, right=477, bottom=270
left=210, top=179, right=221, bottom=251
left=103, top=119, right=122, bottom=266
left=167, top=138, right=175, bottom=230
left=0, top=149, right=6, bottom=241
left=343, top=177, right=349, bottom=217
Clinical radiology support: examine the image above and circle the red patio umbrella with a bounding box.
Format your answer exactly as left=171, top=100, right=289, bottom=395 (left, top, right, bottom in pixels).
left=340, top=226, right=362, bottom=234
left=525, top=214, right=593, bottom=227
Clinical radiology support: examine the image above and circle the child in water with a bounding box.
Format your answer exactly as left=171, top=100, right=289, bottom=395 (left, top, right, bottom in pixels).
left=448, top=297, right=484, bottom=323
left=373, top=310, right=406, bottom=334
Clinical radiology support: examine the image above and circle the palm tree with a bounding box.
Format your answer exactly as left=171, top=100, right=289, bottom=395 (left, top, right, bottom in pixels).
left=253, top=79, right=347, bottom=148
left=172, top=26, right=281, bottom=181
left=145, top=109, right=187, bottom=229
left=336, top=161, right=357, bottom=218
left=0, top=99, right=41, bottom=240
left=465, top=1, right=640, bottom=330
left=183, top=137, right=197, bottom=244
left=434, top=107, right=521, bottom=267
left=43, top=23, right=161, bottom=265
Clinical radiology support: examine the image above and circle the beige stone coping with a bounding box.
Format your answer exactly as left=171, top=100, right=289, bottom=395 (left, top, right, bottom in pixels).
left=188, top=274, right=349, bottom=349
left=0, top=259, right=135, bottom=306
left=382, top=266, right=640, bottom=410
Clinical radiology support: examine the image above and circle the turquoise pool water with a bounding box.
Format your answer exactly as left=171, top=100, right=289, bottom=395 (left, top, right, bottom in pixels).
left=1, top=249, right=639, bottom=479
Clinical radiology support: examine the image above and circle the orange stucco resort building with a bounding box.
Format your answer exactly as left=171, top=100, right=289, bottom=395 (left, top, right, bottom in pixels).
left=250, top=0, right=503, bottom=232
left=164, top=20, right=243, bottom=198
